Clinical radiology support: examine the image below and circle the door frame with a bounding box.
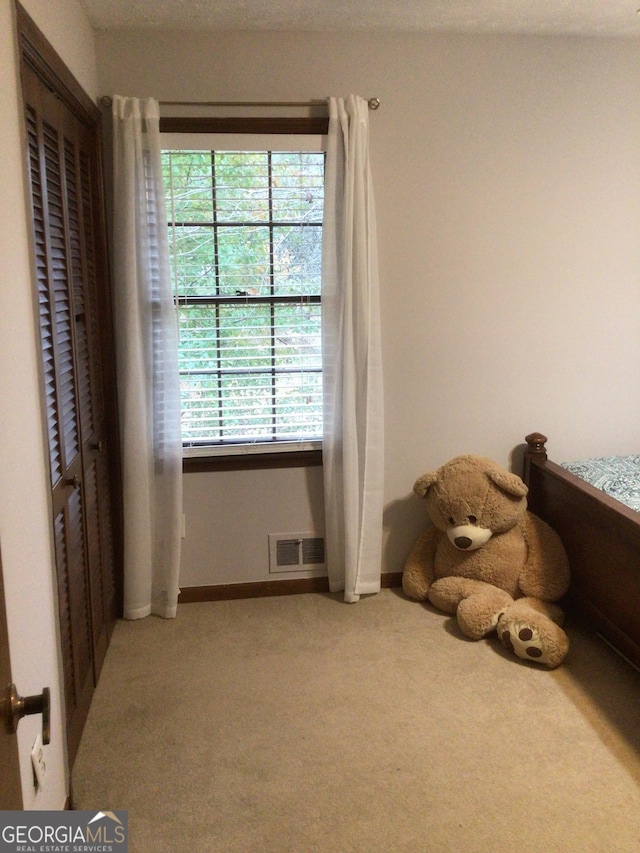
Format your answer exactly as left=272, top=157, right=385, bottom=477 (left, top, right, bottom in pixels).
left=0, top=543, right=23, bottom=810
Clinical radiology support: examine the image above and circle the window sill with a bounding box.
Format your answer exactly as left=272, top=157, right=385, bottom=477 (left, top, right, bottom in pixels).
left=183, top=447, right=323, bottom=473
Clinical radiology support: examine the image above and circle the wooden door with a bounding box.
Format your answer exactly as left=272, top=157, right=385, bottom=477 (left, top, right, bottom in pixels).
left=16, top=4, right=122, bottom=767
left=0, top=546, right=23, bottom=809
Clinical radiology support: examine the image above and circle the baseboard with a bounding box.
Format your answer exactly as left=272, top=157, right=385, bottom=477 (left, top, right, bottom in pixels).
left=178, top=572, right=403, bottom=603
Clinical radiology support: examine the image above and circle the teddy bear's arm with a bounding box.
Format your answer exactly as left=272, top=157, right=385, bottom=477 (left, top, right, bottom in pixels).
left=402, top=526, right=439, bottom=600
left=518, top=512, right=571, bottom=602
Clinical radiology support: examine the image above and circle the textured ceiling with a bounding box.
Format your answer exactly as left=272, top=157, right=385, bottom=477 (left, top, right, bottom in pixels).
left=78, top=0, right=640, bottom=37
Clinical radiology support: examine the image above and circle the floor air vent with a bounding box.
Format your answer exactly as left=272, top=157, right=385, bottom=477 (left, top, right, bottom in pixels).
left=269, top=533, right=326, bottom=574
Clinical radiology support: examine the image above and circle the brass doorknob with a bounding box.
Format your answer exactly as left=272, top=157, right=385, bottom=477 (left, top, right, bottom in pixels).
left=2, top=683, right=50, bottom=745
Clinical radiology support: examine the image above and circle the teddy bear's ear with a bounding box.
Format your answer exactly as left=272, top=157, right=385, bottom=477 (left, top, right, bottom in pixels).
left=487, top=469, right=529, bottom=498
left=413, top=471, right=439, bottom=498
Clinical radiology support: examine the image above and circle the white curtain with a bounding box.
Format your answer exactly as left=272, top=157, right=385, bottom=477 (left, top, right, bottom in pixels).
left=322, top=95, right=385, bottom=603
left=111, top=96, right=182, bottom=619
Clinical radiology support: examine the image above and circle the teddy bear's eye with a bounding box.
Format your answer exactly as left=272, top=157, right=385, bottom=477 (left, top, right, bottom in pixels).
left=448, top=517, right=455, bottom=525
left=468, top=515, right=477, bottom=524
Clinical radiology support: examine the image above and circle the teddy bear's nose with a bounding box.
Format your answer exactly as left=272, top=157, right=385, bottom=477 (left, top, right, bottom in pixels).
left=455, top=536, right=473, bottom=549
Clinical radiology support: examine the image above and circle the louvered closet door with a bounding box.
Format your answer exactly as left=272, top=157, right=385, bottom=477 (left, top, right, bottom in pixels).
left=22, top=58, right=118, bottom=765
left=63, top=110, right=116, bottom=673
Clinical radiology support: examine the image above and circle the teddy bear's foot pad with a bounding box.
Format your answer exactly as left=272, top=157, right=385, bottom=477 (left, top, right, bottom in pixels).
left=499, top=622, right=553, bottom=666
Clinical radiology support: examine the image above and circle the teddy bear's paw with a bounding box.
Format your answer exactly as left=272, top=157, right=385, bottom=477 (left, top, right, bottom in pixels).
left=498, top=621, right=546, bottom=662
left=497, top=619, right=567, bottom=668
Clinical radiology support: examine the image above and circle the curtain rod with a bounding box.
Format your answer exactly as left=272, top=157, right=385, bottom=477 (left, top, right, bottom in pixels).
left=100, top=96, right=380, bottom=110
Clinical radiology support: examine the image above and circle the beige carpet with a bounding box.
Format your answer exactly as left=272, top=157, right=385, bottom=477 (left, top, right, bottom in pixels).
left=72, top=589, right=640, bottom=852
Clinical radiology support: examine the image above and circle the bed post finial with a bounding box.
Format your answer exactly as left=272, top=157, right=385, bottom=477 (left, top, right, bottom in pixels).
left=525, top=432, right=548, bottom=458
left=523, top=432, right=548, bottom=486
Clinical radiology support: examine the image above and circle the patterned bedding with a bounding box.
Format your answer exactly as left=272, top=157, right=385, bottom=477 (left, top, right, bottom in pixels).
left=561, top=455, right=640, bottom=513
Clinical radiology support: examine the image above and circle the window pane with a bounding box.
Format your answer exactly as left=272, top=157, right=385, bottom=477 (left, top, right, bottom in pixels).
left=275, top=371, right=322, bottom=436
left=217, top=226, right=270, bottom=296
left=178, top=306, right=218, bottom=372
left=221, top=374, right=273, bottom=441
left=219, top=304, right=272, bottom=368
left=180, top=376, right=221, bottom=442
left=273, top=225, right=322, bottom=296
left=271, top=152, right=324, bottom=221
left=214, top=152, right=269, bottom=222
left=170, top=226, right=215, bottom=296
left=274, top=303, right=321, bottom=370
left=162, top=151, right=213, bottom=222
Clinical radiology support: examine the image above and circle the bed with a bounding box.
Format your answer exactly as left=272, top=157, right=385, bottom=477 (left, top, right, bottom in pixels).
left=523, top=432, right=640, bottom=670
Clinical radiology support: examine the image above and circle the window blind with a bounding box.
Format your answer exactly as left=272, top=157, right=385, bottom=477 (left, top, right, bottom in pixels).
left=162, top=147, right=324, bottom=448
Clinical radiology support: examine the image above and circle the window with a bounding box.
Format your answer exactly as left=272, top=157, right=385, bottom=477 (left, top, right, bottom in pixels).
left=161, top=128, right=325, bottom=456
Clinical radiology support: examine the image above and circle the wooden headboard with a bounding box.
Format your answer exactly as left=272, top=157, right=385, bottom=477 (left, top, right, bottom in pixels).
left=523, top=432, right=640, bottom=669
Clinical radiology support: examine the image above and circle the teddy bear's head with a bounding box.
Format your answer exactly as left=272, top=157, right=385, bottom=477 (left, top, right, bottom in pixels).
left=413, top=455, right=528, bottom=552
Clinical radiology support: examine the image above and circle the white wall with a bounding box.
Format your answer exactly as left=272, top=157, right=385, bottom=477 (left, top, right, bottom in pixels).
left=19, top=0, right=98, bottom=97
left=0, top=0, right=98, bottom=809
left=96, top=28, right=640, bottom=582
left=182, top=467, right=325, bottom=587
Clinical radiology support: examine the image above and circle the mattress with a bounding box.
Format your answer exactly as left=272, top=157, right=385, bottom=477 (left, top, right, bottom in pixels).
left=561, top=455, right=640, bottom=513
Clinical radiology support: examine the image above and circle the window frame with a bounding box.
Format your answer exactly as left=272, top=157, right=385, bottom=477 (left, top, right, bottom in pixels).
left=159, top=115, right=328, bottom=472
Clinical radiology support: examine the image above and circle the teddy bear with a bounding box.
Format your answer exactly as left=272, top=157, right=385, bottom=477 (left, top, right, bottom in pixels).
left=402, top=454, right=571, bottom=668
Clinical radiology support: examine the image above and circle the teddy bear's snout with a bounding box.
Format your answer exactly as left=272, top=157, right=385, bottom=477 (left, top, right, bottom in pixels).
left=447, top=524, right=493, bottom=551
